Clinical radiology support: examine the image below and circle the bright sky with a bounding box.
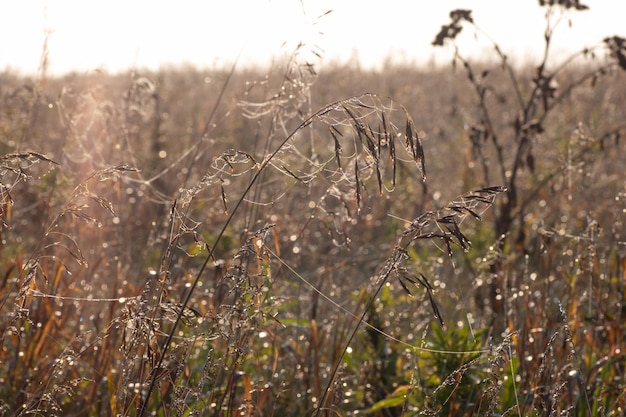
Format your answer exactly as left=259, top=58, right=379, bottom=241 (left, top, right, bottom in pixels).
left=1, top=0, right=624, bottom=76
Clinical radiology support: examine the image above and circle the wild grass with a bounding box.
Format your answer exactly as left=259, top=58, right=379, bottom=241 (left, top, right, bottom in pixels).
left=1, top=2, right=626, bottom=416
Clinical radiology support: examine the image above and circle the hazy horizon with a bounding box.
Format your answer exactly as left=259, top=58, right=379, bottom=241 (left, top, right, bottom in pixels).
left=2, top=0, right=625, bottom=77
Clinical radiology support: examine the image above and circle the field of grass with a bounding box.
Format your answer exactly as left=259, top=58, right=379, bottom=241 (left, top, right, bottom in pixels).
left=1, top=4, right=625, bottom=416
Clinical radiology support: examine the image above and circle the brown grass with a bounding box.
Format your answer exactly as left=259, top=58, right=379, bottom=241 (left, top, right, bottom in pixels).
left=1, top=4, right=626, bottom=416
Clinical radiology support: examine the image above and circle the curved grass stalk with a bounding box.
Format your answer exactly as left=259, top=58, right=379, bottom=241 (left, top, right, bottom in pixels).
left=313, top=185, right=505, bottom=416
left=139, top=93, right=427, bottom=415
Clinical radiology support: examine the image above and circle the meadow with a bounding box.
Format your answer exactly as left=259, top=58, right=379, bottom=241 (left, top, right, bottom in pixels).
left=1, top=4, right=625, bottom=416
